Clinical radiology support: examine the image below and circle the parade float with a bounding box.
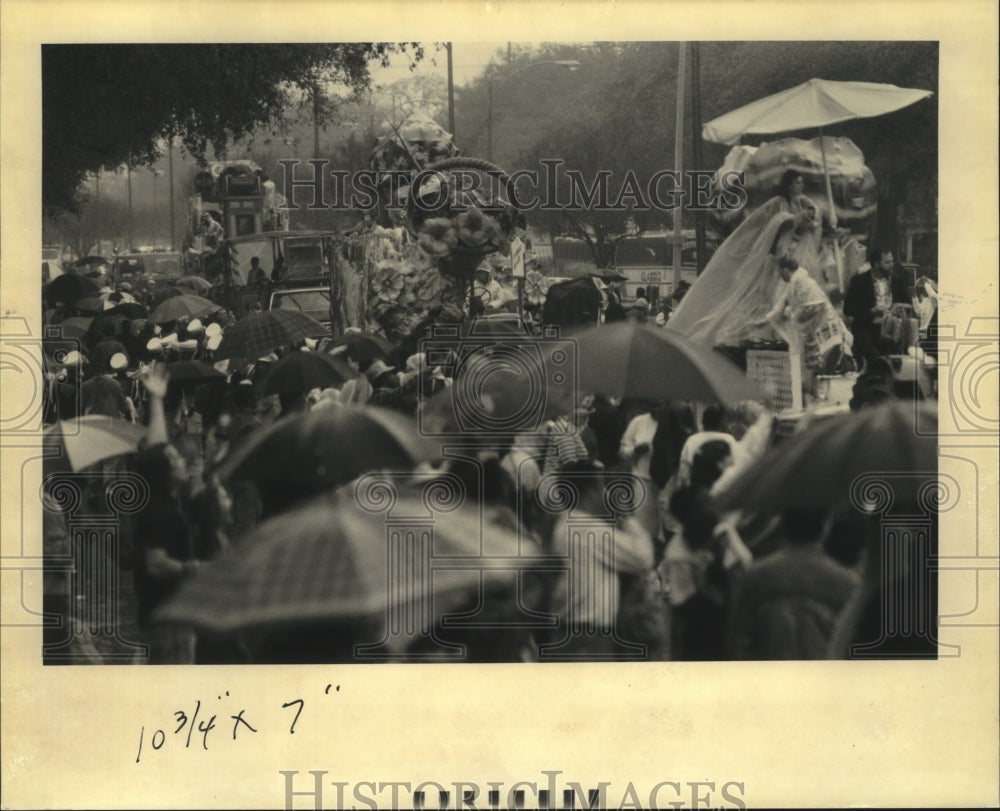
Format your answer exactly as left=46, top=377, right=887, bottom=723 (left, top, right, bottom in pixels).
left=327, top=115, right=524, bottom=343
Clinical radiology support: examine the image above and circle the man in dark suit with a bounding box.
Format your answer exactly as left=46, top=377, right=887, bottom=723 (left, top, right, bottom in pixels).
left=843, top=248, right=908, bottom=365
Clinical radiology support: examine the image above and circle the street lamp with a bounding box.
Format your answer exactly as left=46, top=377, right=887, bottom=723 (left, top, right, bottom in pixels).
left=487, top=60, right=580, bottom=161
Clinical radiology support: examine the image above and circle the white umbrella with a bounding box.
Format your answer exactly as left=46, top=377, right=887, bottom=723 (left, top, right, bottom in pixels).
left=703, top=78, right=933, bottom=226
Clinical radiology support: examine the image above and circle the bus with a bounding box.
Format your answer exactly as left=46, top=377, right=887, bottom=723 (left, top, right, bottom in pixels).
left=552, top=230, right=717, bottom=308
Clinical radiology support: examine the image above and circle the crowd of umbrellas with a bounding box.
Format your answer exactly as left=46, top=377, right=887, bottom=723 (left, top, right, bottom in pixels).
left=41, top=267, right=940, bottom=663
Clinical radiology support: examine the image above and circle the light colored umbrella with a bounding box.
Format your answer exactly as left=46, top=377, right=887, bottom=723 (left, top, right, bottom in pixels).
left=153, top=487, right=531, bottom=636
left=702, top=78, right=933, bottom=226
left=44, top=415, right=146, bottom=472
left=149, top=294, right=218, bottom=325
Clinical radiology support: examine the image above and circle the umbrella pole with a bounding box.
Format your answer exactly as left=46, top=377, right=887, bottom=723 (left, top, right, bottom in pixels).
left=818, top=127, right=838, bottom=229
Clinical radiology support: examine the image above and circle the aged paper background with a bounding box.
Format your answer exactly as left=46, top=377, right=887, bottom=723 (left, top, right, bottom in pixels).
left=2, top=1, right=997, bottom=808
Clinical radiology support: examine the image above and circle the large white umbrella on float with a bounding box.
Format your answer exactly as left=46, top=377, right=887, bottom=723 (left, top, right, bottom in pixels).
left=702, top=78, right=933, bottom=227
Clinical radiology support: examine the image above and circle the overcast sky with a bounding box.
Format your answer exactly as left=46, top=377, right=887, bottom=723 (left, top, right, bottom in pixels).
left=372, top=42, right=514, bottom=89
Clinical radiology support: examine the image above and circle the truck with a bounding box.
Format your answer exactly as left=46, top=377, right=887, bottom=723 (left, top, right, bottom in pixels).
left=227, top=230, right=337, bottom=329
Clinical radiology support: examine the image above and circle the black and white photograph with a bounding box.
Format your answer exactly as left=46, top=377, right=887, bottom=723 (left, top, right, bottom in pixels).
left=36, top=39, right=942, bottom=666
left=2, top=2, right=998, bottom=809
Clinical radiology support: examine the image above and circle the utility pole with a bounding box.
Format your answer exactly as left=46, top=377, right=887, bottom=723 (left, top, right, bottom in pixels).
left=446, top=43, right=456, bottom=139
left=127, top=164, right=133, bottom=251
left=672, top=43, right=687, bottom=291
left=168, top=138, right=175, bottom=251
left=313, top=83, right=321, bottom=160
left=689, top=42, right=708, bottom=274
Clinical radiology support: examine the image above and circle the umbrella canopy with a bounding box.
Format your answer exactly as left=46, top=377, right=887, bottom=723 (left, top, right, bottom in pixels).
left=554, top=322, right=767, bottom=405
left=257, top=351, right=356, bottom=395
left=328, top=331, right=394, bottom=364
left=103, top=302, right=149, bottom=321
left=171, top=275, right=213, bottom=294
left=213, top=310, right=327, bottom=361
left=53, top=316, right=93, bottom=340
left=70, top=255, right=112, bottom=271
left=715, top=400, right=937, bottom=512
left=47, top=273, right=101, bottom=305
left=702, top=78, right=934, bottom=145
left=73, top=296, right=107, bottom=316
left=153, top=487, right=530, bottom=637
left=149, top=294, right=218, bottom=325
left=214, top=405, right=439, bottom=515
left=165, top=360, right=226, bottom=385
left=43, top=415, right=146, bottom=472
left=702, top=78, right=932, bottom=227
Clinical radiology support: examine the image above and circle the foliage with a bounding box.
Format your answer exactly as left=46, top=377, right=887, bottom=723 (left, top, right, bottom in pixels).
left=452, top=41, right=937, bottom=259
left=43, top=43, right=425, bottom=215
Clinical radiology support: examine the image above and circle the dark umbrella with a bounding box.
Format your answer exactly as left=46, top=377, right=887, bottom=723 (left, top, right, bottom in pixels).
left=153, top=486, right=529, bottom=640
left=47, top=273, right=100, bottom=305
left=214, top=405, right=439, bottom=515
left=74, top=296, right=108, bottom=316
left=715, top=400, right=938, bottom=512
left=171, top=275, right=213, bottom=294
left=328, top=331, right=394, bottom=364
left=165, top=360, right=226, bottom=385
left=70, top=255, right=112, bottom=271
left=149, top=294, right=218, bottom=325
left=86, top=314, right=127, bottom=341
left=151, top=286, right=184, bottom=309
left=257, top=351, right=356, bottom=395
left=52, top=316, right=93, bottom=340
left=90, top=338, right=129, bottom=371
left=554, top=322, right=767, bottom=405
left=103, top=302, right=149, bottom=320
left=213, top=310, right=327, bottom=361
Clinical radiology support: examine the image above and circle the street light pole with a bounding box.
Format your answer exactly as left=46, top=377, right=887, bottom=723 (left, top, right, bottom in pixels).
left=446, top=42, right=456, bottom=138
left=127, top=164, right=133, bottom=251
left=168, top=138, right=175, bottom=251
left=486, top=60, right=579, bottom=164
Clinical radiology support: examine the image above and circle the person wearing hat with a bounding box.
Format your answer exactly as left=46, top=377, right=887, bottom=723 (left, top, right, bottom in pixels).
left=81, top=352, right=133, bottom=421
left=46, top=349, right=84, bottom=421
left=602, top=274, right=628, bottom=323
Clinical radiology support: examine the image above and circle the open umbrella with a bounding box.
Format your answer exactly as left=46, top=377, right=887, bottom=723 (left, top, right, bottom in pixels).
left=153, top=487, right=531, bottom=640
left=214, top=405, right=439, bottom=516
left=149, top=294, right=218, bottom=325
left=70, top=255, right=112, bottom=272
left=257, top=350, right=356, bottom=395
left=551, top=322, right=767, bottom=406
left=702, top=78, right=933, bottom=227
left=52, top=316, right=93, bottom=340
left=47, top=273, right=101, bottom=305
left=171, top=275, right=213, bottom=294
left=165, top=360, right=226, bottom=385
left=213, top=310, right=327, bottom=361
left=715, top=400, right=937, bottom=512
left=73, top=296, right=107, bottom=316
left=328, top=331, right=394, bottom=364
left=43, top=415, right=146, bottom=472
left=103, top=302, right=149, bottom=321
